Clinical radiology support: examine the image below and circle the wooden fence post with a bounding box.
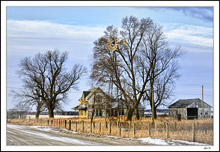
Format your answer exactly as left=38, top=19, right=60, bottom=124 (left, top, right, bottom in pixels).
left=64, top=120, right=66, bottom=129
left=106, top=121, right=108, bottom=129
left=90, top=121, right=92, bottom=133
left=166, top=122, right=169, bottom=139
left=174, top=121, right=176, bottom=131
left=164, top=122, right=166, bottom=131
left=75, top=121, right=78, bottom=132
left=109, top=122, right=111, bottom=135
left=148, top=123, right=151, bottom=136
left=119, top=122, right=121, bottom=137
left=192, top=122, right=195, bottom=142
left=82, top=121, right=84, bottom=133
left=69, top=120, right=71, bottom=130
left=99, top=122, right=101, bottom=134
left=133, top=122, right=136, bottom=138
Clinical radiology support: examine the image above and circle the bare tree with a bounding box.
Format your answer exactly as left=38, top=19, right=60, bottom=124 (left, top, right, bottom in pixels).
left=91, top=16, right=154, bottom=120
left=17, top=50, right=87, bottom=118
left=91, top=16, right=183, bottom=121
left=139, top=24, right=184, bottom=120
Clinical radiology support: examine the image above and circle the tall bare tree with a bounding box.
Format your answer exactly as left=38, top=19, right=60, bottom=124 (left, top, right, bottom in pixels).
left=139, top=24, right=184, bottom=120
left=18, top=50, right=87, bottom=118
left=91, top=16, right=183, bottom=121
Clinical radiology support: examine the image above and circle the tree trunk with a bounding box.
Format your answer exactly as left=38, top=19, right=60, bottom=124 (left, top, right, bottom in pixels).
left=134, top=108, right=140, bottom=120
left=150, top=105, right=157, bottom=119
left=48, top=106, right=54, bottom=118
left=125, top=108, right=134, bottom=121
left=35, top=110, right=40, bottom=119
left=154, top=106, right=157, bottom=119
left=35, top=104, right=43, bottom=119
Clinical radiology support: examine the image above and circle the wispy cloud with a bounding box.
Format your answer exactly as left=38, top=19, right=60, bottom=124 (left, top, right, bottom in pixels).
left=143, top=7, right=213, bottom=22
left=6, top=19, right=106, bottom=61
left=7, top=20, right=105, bottom=40
left=166, top=7, right=213, bottom=22
left=164, top=23, right=213, bottom=48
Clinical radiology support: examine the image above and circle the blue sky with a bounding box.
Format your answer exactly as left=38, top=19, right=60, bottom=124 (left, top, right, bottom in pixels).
left=6, top=6, right=214, bottom=111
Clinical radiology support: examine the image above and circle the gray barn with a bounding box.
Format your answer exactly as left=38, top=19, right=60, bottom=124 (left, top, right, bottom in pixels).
left=168, top=98, right=212, bottom=120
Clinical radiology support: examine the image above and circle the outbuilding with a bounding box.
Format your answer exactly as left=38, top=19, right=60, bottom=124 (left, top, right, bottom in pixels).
left=168, top=98, right=212, bottom=120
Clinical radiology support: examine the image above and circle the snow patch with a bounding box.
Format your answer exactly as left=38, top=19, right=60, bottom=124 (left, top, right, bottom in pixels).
left=8, top=139, right=14, bottom=142
left=7, top=130, right=17, bottom=135
left=138, top=137, right=169, bottom=145
left=7, top=124, right=26, bottom=129
left=138, top=137, right=210, bottom=146
left=172, top=140, right=209, bottom=146
left=29, top=126, right=51, bottom=132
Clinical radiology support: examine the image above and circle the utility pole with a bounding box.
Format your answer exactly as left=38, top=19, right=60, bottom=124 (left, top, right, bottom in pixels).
left=151, top=86, right=155, bottom=125
left=202, top=85, right=204, bottom=118
left=151, top=48, right=155, bottom=125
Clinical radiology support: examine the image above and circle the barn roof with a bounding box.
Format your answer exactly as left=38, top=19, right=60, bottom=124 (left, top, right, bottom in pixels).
left=168, top=98, right=212, bottom=108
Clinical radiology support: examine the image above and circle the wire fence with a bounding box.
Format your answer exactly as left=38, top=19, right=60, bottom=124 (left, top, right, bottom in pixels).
left=8, top=116, right=213, bottom=145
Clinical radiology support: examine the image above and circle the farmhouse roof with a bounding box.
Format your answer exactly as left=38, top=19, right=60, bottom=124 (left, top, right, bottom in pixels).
left=72, top=104, right=87, bottom=110
left=83, top=91, right=90, bottom=98
left=168, top=98, right=212, bottom=108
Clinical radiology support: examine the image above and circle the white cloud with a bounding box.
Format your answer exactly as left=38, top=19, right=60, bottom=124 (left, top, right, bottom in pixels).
left=164, top=23, right=213, bottom=47
left=6, top=19, right=106, bottom=65
left=7, top=20, right=106, bottom=41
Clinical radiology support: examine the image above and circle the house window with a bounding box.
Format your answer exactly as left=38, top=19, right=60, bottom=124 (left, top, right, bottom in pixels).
left=96, top=95, right=102, bottom=103
left=96, top=109, right=102, bottom=117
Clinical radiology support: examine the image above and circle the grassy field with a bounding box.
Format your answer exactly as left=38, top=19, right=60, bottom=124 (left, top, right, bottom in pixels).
left=8, top=116, right=213, bottom=145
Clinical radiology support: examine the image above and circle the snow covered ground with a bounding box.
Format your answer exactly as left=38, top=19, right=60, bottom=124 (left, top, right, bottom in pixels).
left=7, top=124, right=97, bottom=145
left=138, top=137, right=209, bottom=146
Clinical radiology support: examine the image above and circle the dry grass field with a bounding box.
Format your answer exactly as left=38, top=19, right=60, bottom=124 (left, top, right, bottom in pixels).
left=8, top=116, right=213, bottom=145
